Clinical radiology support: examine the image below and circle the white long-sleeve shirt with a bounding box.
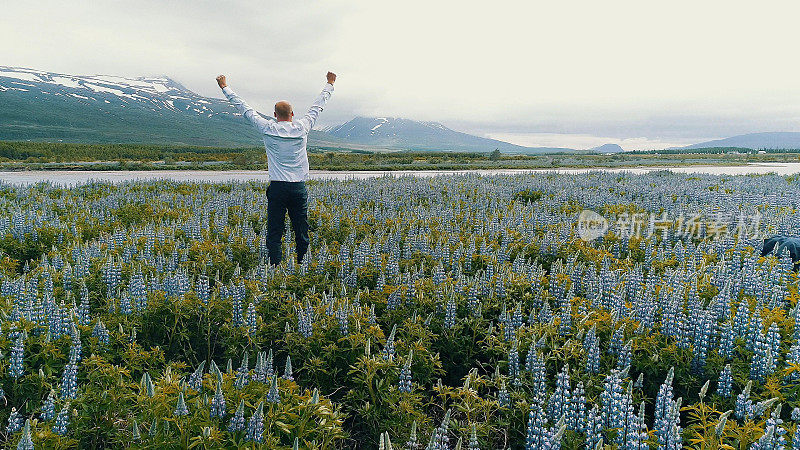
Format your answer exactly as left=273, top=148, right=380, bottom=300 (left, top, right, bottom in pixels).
left=222, top=83, right=334, bottom=182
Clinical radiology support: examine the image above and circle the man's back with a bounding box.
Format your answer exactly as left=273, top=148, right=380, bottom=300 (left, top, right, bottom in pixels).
left=220, top=79, right=334, bottom=181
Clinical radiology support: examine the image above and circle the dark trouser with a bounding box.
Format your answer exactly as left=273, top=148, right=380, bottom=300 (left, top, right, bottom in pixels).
left=266, top=181, right=309, bottom=265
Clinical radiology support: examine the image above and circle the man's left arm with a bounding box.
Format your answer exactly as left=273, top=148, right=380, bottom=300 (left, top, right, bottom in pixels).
left=298, top=72, right=336, bottom=133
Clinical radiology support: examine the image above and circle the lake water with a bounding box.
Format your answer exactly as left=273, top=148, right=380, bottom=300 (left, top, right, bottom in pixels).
left=2, top=162, right=800, bottom=186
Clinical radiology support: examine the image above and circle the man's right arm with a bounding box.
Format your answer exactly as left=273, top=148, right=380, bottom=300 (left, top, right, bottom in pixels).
left=216, top=75, right=273, bottom=134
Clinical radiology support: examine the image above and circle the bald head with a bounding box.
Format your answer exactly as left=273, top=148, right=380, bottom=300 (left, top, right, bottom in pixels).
left=274, top=101, right=293, bottom=121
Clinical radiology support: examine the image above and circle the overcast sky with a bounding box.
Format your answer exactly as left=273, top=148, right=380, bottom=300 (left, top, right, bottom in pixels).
left=4, top=0, right=800, bottom=150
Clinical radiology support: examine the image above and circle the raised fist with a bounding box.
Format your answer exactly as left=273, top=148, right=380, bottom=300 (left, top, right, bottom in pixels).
left=216, top=75, right=227, bottom=89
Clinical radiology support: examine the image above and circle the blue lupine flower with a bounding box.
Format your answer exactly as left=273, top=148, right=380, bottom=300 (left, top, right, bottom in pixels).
left=52, top=403, right=70, bottom=435
left=245, top=401, right=264, bottom=443
left=508, top=341, right=520, bottom=386
left=406, top=277, right=416, bottom=304
left=718, top=320, right=734, bottom=360
left=210, top=381, right=226, bottom=418
left=296, top=303, right=312, bottom=338
left=526, top=348, right=547, bottom=393
left=337, top=302, right=349, bottom=336
left=750, top=328, right=776, bottom=381
left=68, top=329, right=82, bottom=364
left=265, top=349, right=274, bottom=379
left=142, top=372, right=155, bottom=397
left=559, top=298, right=571, bottom=336
left=717, top=364, right=732, bottom=398
left=60, top=361, right=78, bottom=400
left=129, top=270, right=147, bottom=311
left=584, top=405, right=603, bottom=450
left=231, top=282, right=244, bottom=326
left=766, top=322, right=781, bottom=359
left=16, top=419, right=33, bottom=450
left=467, top=283, right=481, bottom=318
left=751, top=407, right=788, bottom=450
left=433, top=262, right=445, bottom=285
left=786, top=342, right=800, bottom=381
left=387, top=288, right=401, bottom=311
left=78, top=284, right=90, bottom=326
left=625, top=401, right=649, bottom=450
left=428, top=409, right=451, bottom=450
left=7, top=407, right=23, bottom=433
left=9, top=334, right=25, bottom=379
left=196, top=274, right=210, bottom=304
left=499, top=304, right=512, bottom=342
left=406, top=421, right=419, bottom=450
left=444, top=296, right=456, bottom=329
left=399, top=351, right=413, bottom=393
left=617, top=339, right=632, bottom=371
left=266, top=376, right=280, bottom=404
left=282, top=355, right=294, bottom=381
left=247, top=302, right=259, bottom=337
left=383, top=324, right=397, bottom=361
left=525, top=395, right=564, bottom=450
left=571, top=381, right=586, bottom=432
left=633, top=372, right=643, bottom=389
left=690, top=312, right=712, bottom=375
left=608, top=324, right=624, bottom=355
left=253, top=351, right=267, bottom=383
left=498, top=380, right=509, bottom=408
left=174, top=391, right=189, bottom=416
left=549, top=364, right=571, bottom=424
left=651, top=367, right=682, bottom=449
left=92, top=320, right=110, bottom=346
left=188, top=361, right=205, bottom=391
left=228, top=399, right=246, bottom=432
left=468, top=423, right=479, bottom=450
left=235, top=353, right=249, bottom=389
left=119, top=292, right=132, bottom=315
left=584, top=325, right=600, bottom=374
left=600, top=369, right=625, bottom=431
left=40, top=390, right=56, bottom=421
left=132, top=420, right=141, bottom=441
left=735, top=381, right=755, bottom=421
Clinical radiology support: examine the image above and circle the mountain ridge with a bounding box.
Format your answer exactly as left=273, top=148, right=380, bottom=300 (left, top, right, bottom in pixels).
left=683, top=132, right=800, bottom=150
left=0, top=66, right=575, bottom=153
left=326, top=116, right=573, bottom=153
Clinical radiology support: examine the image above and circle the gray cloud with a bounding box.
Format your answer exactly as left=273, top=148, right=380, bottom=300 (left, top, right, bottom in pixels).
left=4, top=0, right=800, bottom=147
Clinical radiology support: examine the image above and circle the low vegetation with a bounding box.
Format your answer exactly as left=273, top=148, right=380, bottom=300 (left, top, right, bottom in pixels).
left=0, top=170, right=799, bottom=449
left=2, top=141, right=800, bottom=171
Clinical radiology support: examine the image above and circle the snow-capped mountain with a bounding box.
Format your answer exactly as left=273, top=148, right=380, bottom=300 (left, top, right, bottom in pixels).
left=0, top=66, right=347, bottom=147
left=0, top=66, right=196, bottom=107
left=327, top=116, right=564, bottom=153
left=0, top=66, right=570, bottom=153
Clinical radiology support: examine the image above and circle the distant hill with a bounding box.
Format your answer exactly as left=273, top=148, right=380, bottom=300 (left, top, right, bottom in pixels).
left=0, top=66, right=356, bottom=149
left=684, top=132, right=800, bottom=150
left=588, top=143, right=624, bottom=154
left=326, top=116, right=572, bottom=153
left=0, top=66, right=265, bottom=147
left=0, top=66, right=578, bottom=154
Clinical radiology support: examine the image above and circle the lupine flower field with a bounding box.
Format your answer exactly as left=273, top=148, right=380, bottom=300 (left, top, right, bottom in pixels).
left=2, top=171, right=800, bottom=449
